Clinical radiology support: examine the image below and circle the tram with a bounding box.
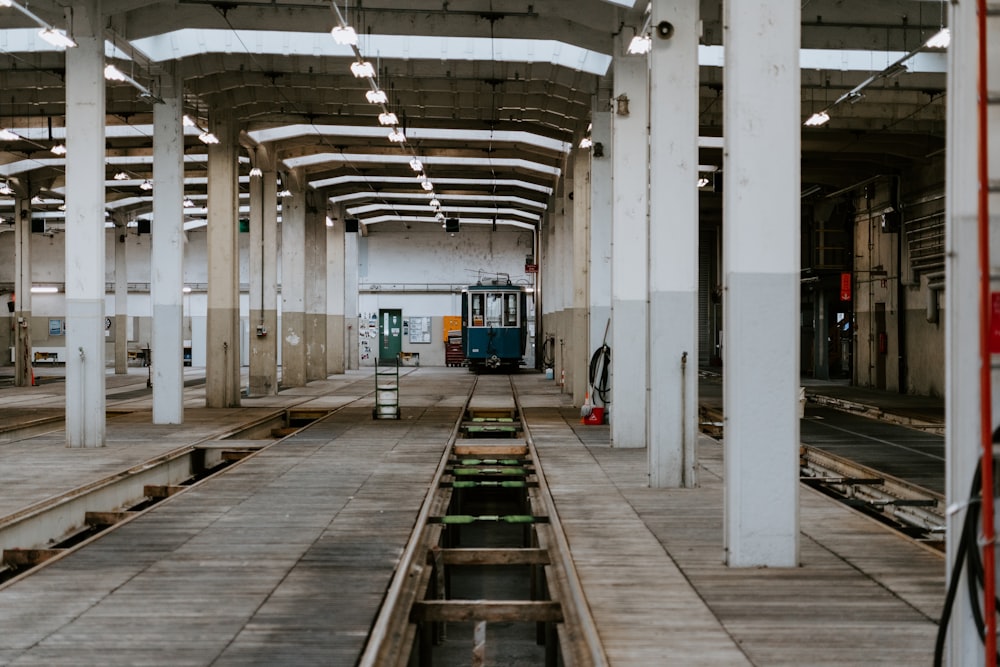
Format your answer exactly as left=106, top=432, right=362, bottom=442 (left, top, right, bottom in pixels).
left=461, top=280, right=529, bottom=371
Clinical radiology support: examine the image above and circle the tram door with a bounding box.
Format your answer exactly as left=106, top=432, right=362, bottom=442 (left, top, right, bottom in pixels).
left=378, top=309, right=403, bottom=364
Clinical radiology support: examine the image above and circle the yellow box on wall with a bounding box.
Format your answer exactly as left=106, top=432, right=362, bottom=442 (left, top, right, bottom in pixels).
left=443, top=315, right=461, bottom=342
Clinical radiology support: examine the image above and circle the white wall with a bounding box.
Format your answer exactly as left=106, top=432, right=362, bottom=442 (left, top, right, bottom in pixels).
left=1, top=220, right=536, bottom=368
left=357, top=224, right=535, bottom=366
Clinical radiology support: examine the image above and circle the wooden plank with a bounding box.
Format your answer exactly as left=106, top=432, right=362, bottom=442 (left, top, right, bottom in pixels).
left=411, top=600, right=563, bottom=623
left=2, top=548, right=63, bottom=568
left=142, top=484, right=186, bottom=499
left=434, top=548, right=550, bottom=566
left=455, top=441, right=528, bottom=457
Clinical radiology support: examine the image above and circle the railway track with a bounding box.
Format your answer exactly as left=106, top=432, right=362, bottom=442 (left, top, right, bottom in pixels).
left=0, top=380, right=388, bottom=587
left=360, top=374, right=607, bottom=667
left=698, top=404, right=944, bottom=547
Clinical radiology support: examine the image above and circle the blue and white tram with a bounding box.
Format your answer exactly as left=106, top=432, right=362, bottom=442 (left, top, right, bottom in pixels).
left=461, top=281, right=528, bottom=371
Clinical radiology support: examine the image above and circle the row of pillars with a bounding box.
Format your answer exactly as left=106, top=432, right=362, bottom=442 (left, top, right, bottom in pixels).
left=562, top=13, right=988, bottom=667
left=18, top=0, right=357, bottom=450
left=546, top=0, right=800, bottom=567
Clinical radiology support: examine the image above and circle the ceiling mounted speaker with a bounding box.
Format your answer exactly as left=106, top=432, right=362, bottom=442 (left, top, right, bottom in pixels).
left=345, top=218, right=359, bottom=233
left=445, top=217, right=459, bottom=233
left=656, top=21, right=674, bottom=39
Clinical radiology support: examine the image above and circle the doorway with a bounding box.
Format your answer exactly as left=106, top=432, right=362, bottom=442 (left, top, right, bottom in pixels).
left=378, top=309, right=402, bottom=364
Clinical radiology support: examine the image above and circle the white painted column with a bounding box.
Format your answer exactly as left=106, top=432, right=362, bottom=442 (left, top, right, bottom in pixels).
left=151, top=65, right=185, bottom=423
left=572, top=149, right=590, bottom=405
left=205, top=109, right=241, bottom=408
left=113, top=215, right=128, bottom=375
left=305, top=201, right=327, bottom=380
left=541, top=200, right=559, bottom=377
left=944, top=2, right=990, bottom=663
left=326, top=199, right=346, bottom=375
left=344, top=219, right=360, bottom=370
left=558, top=167, right=574, bottom=392
left=648, top=0, right=699, bottom=488
left=13, top=194, right=32, bottom=387
left=248, top=154, right=278, bottom=396
left=64, top=0, right=106, bottom=448
left=589, top=108, right=613, bottom=407
left=281, top=169, right=307, bottom=387
left=722, top=0, right=800, bottom=566
left=610, top=35, right=650, bottom=448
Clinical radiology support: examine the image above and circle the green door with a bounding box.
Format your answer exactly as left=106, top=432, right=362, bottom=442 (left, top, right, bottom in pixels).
left=379, top=309, right=402, bottom=363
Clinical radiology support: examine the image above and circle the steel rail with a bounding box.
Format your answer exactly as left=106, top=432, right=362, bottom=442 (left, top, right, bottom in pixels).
left=512, top=378, right=610, bottom=666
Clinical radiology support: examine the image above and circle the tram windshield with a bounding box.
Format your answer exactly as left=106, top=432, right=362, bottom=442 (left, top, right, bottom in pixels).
left=485, top=293, right=503, bottom=326
left=469, top=292, right=517, bottom=327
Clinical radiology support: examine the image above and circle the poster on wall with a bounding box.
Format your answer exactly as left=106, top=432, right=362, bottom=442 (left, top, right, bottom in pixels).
left=408, top=316, right=431, bottom=344
left=49, top=319, right=63, bottom=336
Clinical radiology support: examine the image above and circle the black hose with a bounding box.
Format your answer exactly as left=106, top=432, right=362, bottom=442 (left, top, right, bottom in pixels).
left=934, top=458, right=1000, bottom=666
left=589, top=344, right=611, bottom=405
left=540, top=335, right=555, bottom=369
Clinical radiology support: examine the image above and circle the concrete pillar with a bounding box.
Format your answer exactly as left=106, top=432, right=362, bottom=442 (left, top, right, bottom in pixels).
left=281, top=169, right=307, bottom=387
left=326, top=199, right=346, bottom=375
left=610, top=33, right=650, bottom=448
left=556, top=167, right=573, bottom=392
left=572, top=149, right=590, bottom=405
left=205, top=109, right=241, bottom=408
left=12, top=195, right=32, bottom=387
left=945, top=2, right=992, bottom=663
left=589, top=108, right=613, bottom=408
left=113, top=215, right=128, bottom=375
left=722, top=0, right=800, bottom=566
left=647, top=0, right=699, bottom=488
left=344, top=218, right=360, bottom=370
left=64, top=0, right=106, bottom=448
left=305, top=198, right=327, bottom=381
left=248, top=149, right=279, bottom=396
left=151, top=64, right=185, bottom=422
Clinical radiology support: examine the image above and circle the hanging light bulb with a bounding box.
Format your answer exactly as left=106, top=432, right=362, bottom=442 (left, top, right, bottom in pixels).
left=421, top=179, right=434, bottom=191
left=409, top=158, right=424, bottom=172
left=626, top=34, right=652, bottom=55
left=182, top=115, right=197, bottom=127
left=113, top=171, right=129, bottom=180
left=331, top=25, right=358, bottom=46
left=50, top=143, right=67, bottom=156
left=103, top=64, right=127, bottom=81
left=378, top=111, right=399, bottom=126
left=0, top=128, right=19, bottom=141
left=428, top=198, right=441, bottom=208
left=435, top=212, right=445, bottom=222
left=140, top=180, right=153, bottom=191
left=38, top=27, right=77, bottom=49
left=350, top=60, right=375, bottom=78
left=388, top=128, right=406, bottom=143
left=182, top=198, right=195, bottom=208
left=803, top=111, right=830, bottom=127
left=249, top=167, right=263, bottom=177
left=198, top=131, right=220, bottom=144
left=925, top=27, right=950, bottom=49
left=579, top=137, right=593, bottom=149
left=366, top=89, right=388, bottom=104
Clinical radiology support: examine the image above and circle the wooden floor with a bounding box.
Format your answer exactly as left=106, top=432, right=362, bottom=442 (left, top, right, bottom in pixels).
left=0, top=368, right=943, bottom=666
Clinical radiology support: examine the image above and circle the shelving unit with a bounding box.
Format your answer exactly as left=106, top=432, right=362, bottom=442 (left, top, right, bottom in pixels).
left=373, top=357, right=401, bottom=420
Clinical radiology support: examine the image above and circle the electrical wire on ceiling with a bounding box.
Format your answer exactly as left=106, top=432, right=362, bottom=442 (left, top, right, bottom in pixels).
left=210, top=3, right=407, bottom=222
